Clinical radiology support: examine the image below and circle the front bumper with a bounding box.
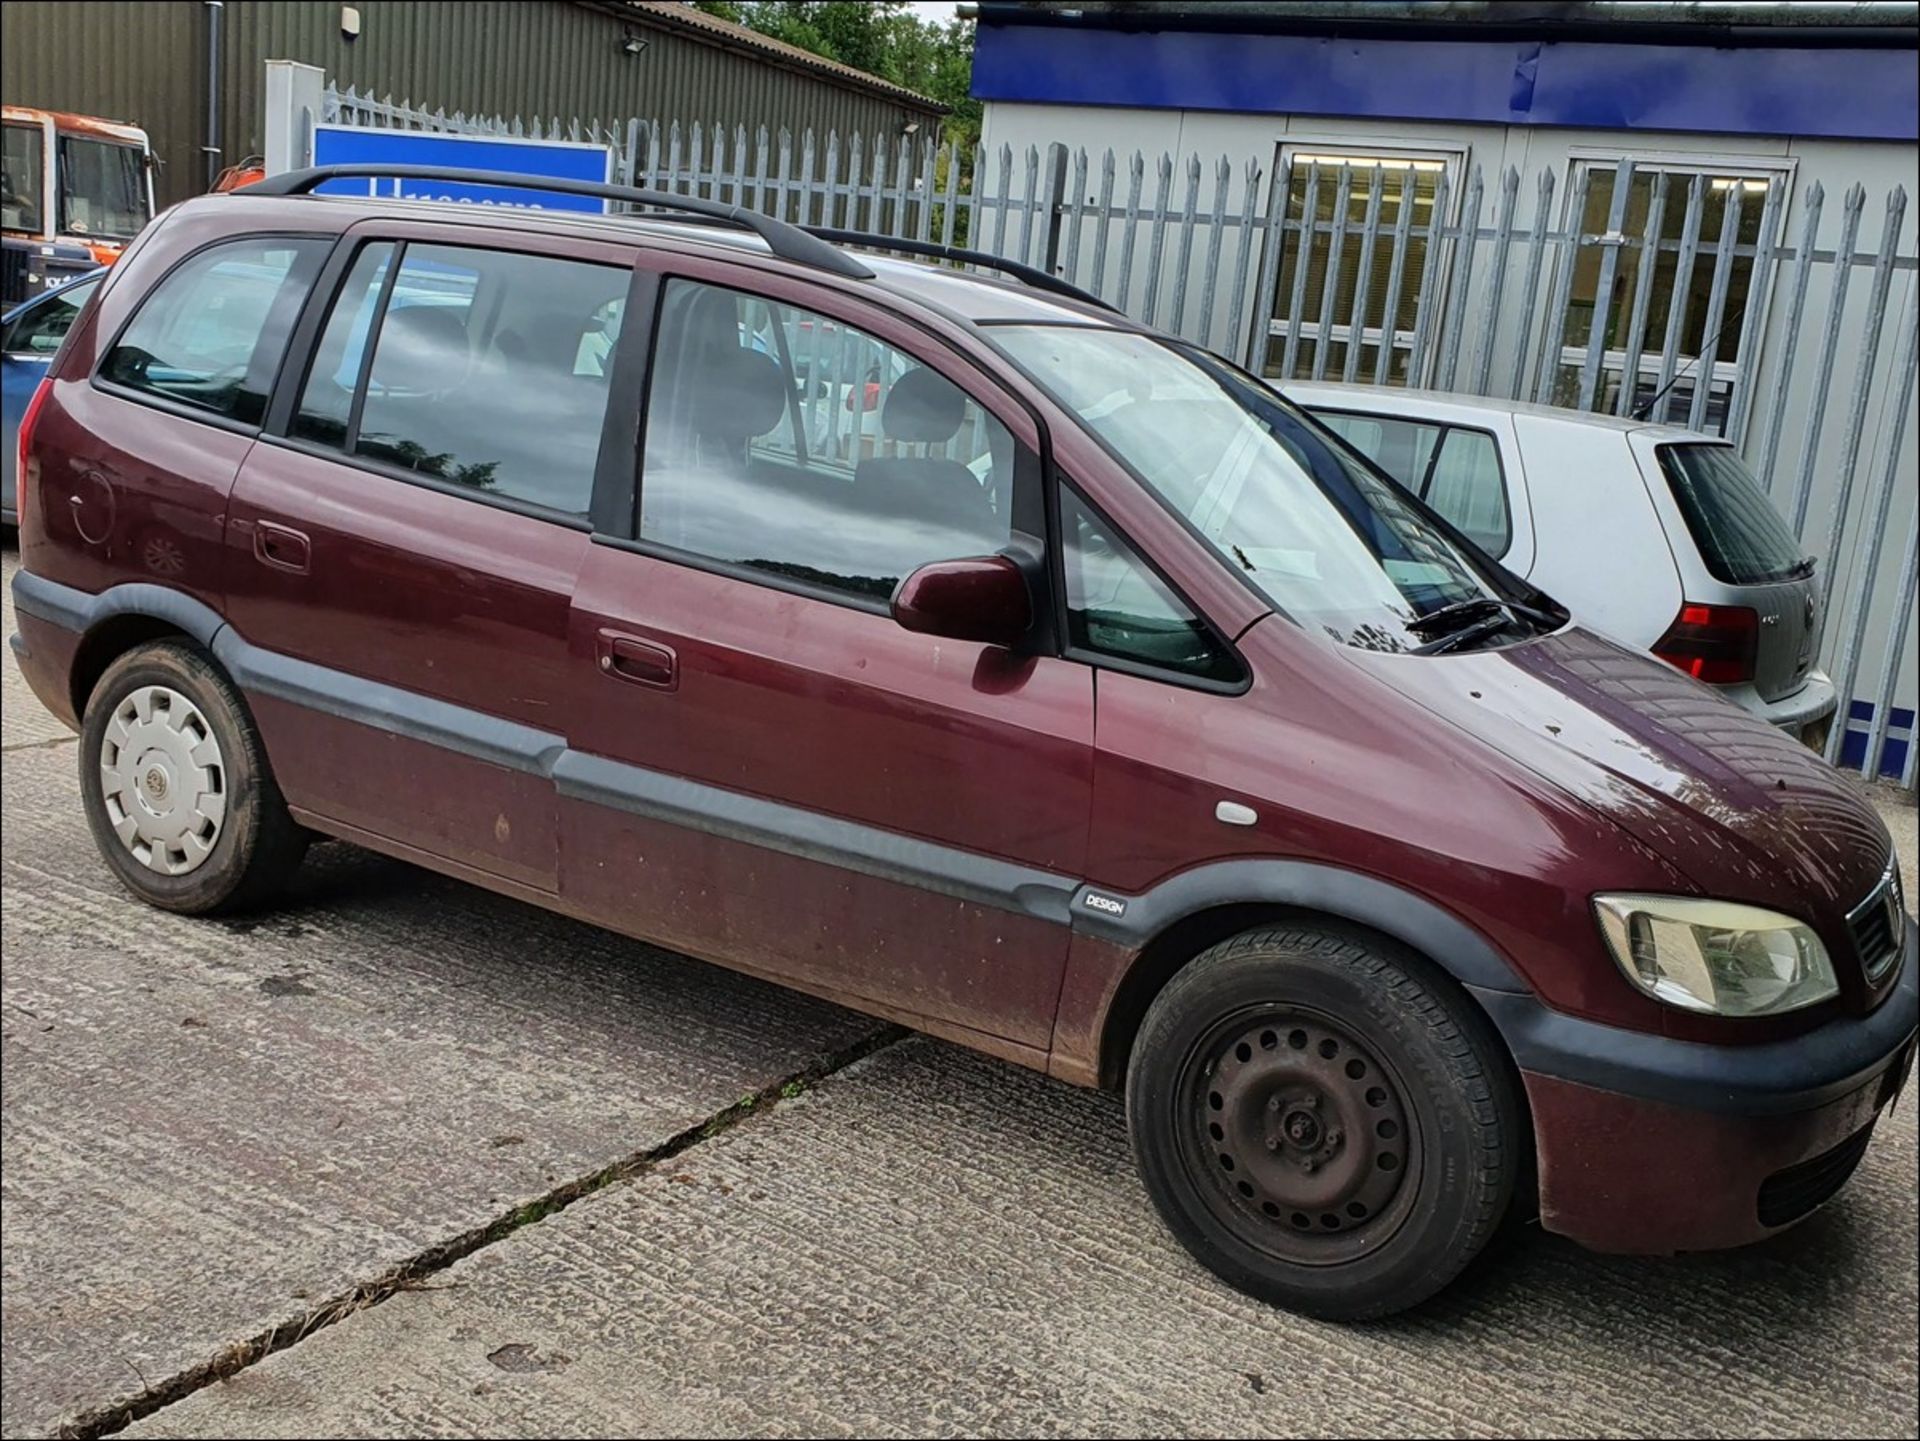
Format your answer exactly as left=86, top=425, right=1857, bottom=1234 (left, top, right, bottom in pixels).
left=1473, top=914, right=1918, bottom=1254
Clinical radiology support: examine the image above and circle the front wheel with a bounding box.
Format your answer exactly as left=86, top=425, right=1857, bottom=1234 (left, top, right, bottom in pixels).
left=1126, top=924, right=1522, bottom=1320
left=78, top=640, right=308, bottom=914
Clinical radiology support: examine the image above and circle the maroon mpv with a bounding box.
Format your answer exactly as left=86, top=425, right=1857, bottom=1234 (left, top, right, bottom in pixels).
left=11, top=166, right=1915, bottom=1319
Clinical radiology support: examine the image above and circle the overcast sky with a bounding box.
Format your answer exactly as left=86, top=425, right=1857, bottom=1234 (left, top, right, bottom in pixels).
left=904, top=1, right=967, bottom=22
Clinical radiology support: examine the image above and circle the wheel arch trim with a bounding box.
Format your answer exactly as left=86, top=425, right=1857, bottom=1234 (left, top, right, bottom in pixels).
left=1072, top=861, right=1530, bottom=995
left=13, top=572, right=226, bottom=647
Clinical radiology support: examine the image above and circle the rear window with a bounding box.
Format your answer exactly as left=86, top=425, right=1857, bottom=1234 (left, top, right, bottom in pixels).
left=1656, top=444, right=1808, bottom=585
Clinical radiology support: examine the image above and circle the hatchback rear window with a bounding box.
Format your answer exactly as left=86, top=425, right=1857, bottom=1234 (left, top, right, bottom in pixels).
left=1655, top=444, right=1808, bottom=585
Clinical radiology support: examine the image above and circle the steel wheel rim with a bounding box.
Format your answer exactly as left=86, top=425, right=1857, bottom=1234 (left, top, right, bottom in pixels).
left=1178, top=1005, right=1419, bottom=1266
left=98, top=685, right=227, bottom=876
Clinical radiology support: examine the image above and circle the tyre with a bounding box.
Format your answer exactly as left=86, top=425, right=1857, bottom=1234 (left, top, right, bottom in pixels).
left=78, top=640, right=307, bottom=914
left=1126, top=924, right=1521, bottom=1321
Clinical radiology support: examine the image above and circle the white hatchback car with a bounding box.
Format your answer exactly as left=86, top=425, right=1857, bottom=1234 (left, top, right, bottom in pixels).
left=1284, top=383, right=1837, bottom=745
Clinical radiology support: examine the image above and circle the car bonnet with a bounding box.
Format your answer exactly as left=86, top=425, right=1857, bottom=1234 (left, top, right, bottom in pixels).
left=1337, top=624, right=1893, bottom=920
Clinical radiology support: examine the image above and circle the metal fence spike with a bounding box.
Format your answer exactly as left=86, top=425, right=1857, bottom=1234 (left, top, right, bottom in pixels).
left=1788, top=181, right=1868, bottom=537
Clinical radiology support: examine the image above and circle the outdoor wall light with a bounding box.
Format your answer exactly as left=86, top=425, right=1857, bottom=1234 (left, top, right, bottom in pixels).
left=621, top=28, right=648, bottom=56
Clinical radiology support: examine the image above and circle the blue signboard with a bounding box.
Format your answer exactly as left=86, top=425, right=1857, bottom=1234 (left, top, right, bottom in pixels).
left=310, top=125, right=612, bottom=211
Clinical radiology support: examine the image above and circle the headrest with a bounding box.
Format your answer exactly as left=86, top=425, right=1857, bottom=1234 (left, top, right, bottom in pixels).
left=375, top=304, right=469, bottom=393
left=882, top=366, right=966, bottom=444
left=691, top=346, right=787, bottom=441
left=499, top=311, right=585, bottom=373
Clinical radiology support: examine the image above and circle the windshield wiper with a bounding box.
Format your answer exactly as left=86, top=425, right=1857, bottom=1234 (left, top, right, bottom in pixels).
left=1404, top=597, right=1504, bottom=634
left=1406, top=595, right=1561, bottom=637
left=1411, top=614, right=1517, bottom=655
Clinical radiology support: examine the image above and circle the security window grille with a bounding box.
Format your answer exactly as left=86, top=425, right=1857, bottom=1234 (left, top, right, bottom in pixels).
left=1552, top=161, right=1782, bottom=434
left=1265, top=149, right=1458, bottom=385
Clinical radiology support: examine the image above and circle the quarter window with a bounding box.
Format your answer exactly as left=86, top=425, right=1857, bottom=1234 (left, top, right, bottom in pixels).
left=1060, top=487, right=1239, bottom=683
left=638, top=279, right=1015, bottom=605
left=291, top=242, right=627, bottom=516
left=99, top=237, right=328, bottom=425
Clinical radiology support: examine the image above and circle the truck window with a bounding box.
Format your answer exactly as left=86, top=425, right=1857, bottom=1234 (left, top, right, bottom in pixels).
left=3, top=122, right=44, bottom=235
left=56, top=136, right=146, bottom=241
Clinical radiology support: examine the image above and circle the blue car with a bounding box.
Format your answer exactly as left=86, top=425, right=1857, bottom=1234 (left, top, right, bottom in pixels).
left=3, top=266, right=103, bottom=525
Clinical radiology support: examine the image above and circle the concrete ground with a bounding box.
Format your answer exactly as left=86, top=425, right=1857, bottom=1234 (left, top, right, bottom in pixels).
left=3, top=543, right=1916, bottom=1440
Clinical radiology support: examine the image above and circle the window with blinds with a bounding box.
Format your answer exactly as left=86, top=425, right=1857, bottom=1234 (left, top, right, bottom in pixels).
left=1265, top=148, right=1459, bottom=386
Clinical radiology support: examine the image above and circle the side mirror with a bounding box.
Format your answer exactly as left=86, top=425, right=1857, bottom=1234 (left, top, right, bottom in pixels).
left=890, top=554, right=1032, bottom=649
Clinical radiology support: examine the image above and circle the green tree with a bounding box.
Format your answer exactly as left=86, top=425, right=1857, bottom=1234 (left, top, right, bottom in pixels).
left=689, top=1, right=981, bottom=154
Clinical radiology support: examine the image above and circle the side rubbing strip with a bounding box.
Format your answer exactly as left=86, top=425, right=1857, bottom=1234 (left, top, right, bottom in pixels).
left=16, top=573, right=1525, bottom=977
left=551, top=751, right=1078, bottom=925
left=211, top=631, right=567, bottom=778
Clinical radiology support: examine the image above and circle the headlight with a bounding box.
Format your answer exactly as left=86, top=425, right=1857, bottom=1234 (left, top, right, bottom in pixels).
left=1593, top=894, right=1838, bottom=1016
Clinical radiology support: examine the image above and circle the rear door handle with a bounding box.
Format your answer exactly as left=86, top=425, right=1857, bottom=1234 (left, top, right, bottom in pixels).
left=596, top=630, right=677, bottom=691
left=253, top=520, right=310, bottom=575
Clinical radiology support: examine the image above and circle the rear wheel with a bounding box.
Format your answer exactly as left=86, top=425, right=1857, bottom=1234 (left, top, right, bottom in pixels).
left=1127, top=924, right=1521, bottom=1320
left=79, top=640, right=307, bottom=914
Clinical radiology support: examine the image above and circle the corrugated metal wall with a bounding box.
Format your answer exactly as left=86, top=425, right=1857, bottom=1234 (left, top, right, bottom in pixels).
left=0, top=1, right=205, bottom=206
left=2, top=0, right=937, bottom=208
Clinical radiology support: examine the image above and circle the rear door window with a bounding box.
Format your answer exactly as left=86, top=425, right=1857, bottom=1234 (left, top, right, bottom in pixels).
left=99, top=237, right=329, bottom=425
left=1423, top=428, right=1508, bottom=555
left=1315, top=411, right=1442, bottom=490
left=290, top=241, right=628, bottom=517
left=1311, top=407, right=1511, bottom=556
left=1656, top=443, right=1808, bottom=584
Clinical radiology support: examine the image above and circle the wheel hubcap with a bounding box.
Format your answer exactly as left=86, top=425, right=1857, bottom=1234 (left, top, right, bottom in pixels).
left=1187, top=1010, right=1413, bottom=1259
left=98, top=685, right=226, bottom=875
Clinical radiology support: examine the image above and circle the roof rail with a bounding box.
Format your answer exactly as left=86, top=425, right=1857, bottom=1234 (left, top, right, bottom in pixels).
left=804, top=228, right=1120, bottom=314
left=241, top=165, right=876, bottom=280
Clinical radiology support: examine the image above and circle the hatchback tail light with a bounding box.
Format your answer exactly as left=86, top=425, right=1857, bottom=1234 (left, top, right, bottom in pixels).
left=16, top=377, right=52, bottom=533
left=1653, top=602, right=1759, bottom=684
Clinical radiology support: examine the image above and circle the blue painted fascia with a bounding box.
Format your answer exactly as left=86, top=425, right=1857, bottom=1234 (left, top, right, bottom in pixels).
left=972, top=25, right=1920, bottom=142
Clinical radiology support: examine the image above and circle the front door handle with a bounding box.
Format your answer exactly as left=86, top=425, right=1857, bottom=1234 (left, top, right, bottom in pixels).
left=253, top=520, right=310, bottom=575
left=596, top=630, right=677, bottom=691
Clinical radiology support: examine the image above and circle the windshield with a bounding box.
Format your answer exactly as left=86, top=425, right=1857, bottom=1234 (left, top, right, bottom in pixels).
left=3, top=122, right=45, bottom=235
left=1656, top=443, right=1809, bottom=586
left=57, top=135, right=146, bottom=241
left=995, top=326, right=1533, bottom=653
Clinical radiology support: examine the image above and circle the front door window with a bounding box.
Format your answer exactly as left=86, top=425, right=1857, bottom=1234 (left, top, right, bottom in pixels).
left=638, top=278, right=1015, bottom=605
